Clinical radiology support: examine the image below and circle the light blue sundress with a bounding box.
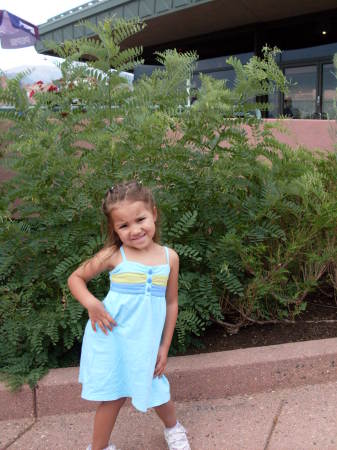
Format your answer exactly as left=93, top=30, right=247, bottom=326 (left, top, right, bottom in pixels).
left=78, top=245, right=171, bottom=412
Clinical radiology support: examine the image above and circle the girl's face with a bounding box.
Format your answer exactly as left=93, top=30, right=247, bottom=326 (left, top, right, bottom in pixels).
left=111, top=200, right=157, bottom=250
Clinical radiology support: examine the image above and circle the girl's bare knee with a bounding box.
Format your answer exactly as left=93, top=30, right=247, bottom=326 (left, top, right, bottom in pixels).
left=111, top=397, right=127, bottom=405
left=98, top=397, right=127, bottom=411
left=103, top=397, right=126, bottom=403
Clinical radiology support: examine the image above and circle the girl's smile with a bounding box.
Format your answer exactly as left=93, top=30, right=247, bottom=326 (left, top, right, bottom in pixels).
left=112, top=200, right=157, bottom=250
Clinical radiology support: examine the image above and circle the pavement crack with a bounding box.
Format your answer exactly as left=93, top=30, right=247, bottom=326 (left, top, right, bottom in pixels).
left=2, top=418, right=37, bottom=450
left=263, top=399, right=285, bottom=450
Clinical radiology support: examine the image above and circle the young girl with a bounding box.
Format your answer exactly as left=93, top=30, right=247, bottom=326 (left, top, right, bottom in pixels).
left=68, top=181, right=191, bottom=450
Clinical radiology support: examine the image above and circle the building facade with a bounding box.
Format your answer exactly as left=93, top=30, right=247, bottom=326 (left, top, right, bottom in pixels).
left=36, top=0, right=337, bottom=119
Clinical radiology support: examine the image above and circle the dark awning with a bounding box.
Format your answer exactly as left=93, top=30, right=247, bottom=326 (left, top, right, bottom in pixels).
left=36, top=0, right=337, bottom=53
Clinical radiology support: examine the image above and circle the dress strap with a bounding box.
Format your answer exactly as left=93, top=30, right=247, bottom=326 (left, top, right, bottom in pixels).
left=164, top=246, right=170, bottom=265
left=120, top=245, right=127, bottom=262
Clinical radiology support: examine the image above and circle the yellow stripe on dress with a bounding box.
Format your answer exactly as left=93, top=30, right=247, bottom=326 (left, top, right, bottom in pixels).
left=110, top=272, right=168, bottom=286
left=110, top=273, right=146, bottom=284
left=152, top=275, right=168, bottom=286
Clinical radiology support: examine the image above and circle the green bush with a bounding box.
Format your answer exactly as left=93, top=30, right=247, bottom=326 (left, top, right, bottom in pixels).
left=0, top=17, right=336, bottom=387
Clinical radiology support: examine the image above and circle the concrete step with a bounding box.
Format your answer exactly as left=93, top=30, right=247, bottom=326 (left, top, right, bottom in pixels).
left=0, top=338, right=337, bottom=420
left=2, top=338, right=337, bottom=421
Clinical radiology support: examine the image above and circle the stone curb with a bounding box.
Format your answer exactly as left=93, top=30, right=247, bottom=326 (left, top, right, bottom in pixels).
left=2, top=337, right=337, bottom=421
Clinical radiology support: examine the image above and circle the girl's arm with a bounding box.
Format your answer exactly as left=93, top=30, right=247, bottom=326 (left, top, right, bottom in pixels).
left=67, top=247, right=117, bottom=335
left=154, top=249, right=179, bottom=377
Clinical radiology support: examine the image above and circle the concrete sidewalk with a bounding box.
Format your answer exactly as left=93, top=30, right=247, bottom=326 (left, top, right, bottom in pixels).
left=2, top=381, right=337, bottom=449
left=2, top=338, right=337, bottom=450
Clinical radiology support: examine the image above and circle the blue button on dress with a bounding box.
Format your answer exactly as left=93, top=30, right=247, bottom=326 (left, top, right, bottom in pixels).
left=78, top=246, right=171, bottom=412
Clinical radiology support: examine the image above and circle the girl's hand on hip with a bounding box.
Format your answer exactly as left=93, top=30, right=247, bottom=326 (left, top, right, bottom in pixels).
left=154, top=346, right=168, bottom=377
left=87, top=299, right=116, bottom=335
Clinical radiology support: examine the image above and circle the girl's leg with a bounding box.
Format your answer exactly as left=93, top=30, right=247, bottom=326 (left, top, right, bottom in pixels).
left=154, top=400, right=177, bottom=428
left=92, top=397, right=126, bottom=450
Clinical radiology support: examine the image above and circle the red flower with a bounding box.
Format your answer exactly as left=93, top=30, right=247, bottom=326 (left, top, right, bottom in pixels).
left=29, top=89, right=35, bottom=98
left=48, top=85, right=58, bottom=92
left=36, top=80, right=43, bottom=85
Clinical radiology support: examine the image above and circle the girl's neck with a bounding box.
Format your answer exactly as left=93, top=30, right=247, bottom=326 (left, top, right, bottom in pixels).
left=122, top=242, right=166, bottom=266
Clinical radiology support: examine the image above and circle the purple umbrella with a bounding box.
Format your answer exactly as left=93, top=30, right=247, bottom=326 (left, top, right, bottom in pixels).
left=0, top=10, right=39, bottom=49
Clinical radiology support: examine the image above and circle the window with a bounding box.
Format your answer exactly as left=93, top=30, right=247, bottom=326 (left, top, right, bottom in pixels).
left=322, top=63, right=337, bottom=119
left=284, top=66, right=317, bottom=119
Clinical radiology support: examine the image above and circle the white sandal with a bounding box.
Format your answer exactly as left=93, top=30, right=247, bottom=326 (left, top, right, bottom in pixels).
left=164, top=422, right=191, bottom=450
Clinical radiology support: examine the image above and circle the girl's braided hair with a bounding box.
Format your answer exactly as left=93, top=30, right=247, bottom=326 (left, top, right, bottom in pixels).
left=102, top=180, right=159, bottom=248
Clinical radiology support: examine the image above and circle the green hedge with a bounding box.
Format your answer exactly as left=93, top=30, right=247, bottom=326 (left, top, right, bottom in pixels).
left=0, top=17, right=336, bottom=388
